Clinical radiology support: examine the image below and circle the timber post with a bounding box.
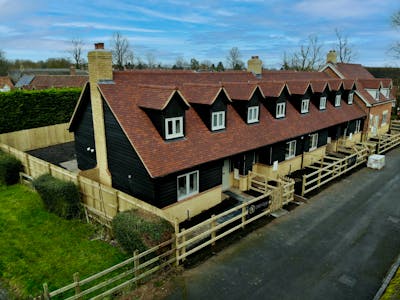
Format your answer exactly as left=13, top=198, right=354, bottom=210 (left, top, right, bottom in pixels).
left=241, top=207, right=246, bottom=229
left=134, top=250, right=140, bottom=283
left=181, top=229, right=186, bottom=262
left=174, top=220, right=180, bottom=266
left=73, top=272, right=81, bottom=299
left=301, top=174, right=306, bottom=196
left=43, top=283, right=50, bottom=300
left=211, top=214, right=216, bottom=246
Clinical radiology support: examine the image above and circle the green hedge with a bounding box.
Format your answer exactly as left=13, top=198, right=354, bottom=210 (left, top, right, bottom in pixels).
left=32, top=174, right=82, bottom=219
left=112, top=210, right=174, bottom=253
left=0, top=88, right=81, bottom=133
left=0, top=151, right=23, bottom=185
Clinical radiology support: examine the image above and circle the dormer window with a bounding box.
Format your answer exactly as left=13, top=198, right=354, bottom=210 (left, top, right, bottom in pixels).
left=211, top=111, right=225, bottom=131
left=247, top=106, right=259, bottom=123
left=348, top=92, right=354, bottom=104
left=165, top=117, right=183, bottom=139
left=335, top=94, right=341, bottom=107
left=320, top=96, right=327, bottom=110
left=301, top=98, right=310, bottom=113
left=276, top=102, right=286, bottom=118
left=375, top=89, right=380, bottom=100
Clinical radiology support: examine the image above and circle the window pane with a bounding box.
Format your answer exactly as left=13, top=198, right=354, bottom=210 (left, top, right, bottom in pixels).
left=189, top=172, right=197, bottom=193
left=175, top=119, right=181, bottom=134
left=178, top=176, right=186, bottom=198
left=167, top=120, right=173, bottom=135
left=219, top=113, right=223, bottom=126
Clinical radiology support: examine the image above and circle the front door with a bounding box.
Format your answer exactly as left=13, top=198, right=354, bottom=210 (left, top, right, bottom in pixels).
left=222, top=159, right=230, bottom=191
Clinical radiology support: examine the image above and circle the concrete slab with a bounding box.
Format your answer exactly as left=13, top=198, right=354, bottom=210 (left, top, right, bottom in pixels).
left=270, top=208, right=288, bottom=218
left=59, top=159, right=79, bottom=173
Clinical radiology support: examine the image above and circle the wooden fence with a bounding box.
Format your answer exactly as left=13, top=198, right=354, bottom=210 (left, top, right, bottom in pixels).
left=391, top=120, right=400, bottom=133
left=37, top=191, right=273, bottom=299
left=301, top=146, right=369, bottom=196
left=0, top=143, right=174, bottom=225
left=0, top=123, right=74, bottom=151
left=374, top=133, right=400, bottom=154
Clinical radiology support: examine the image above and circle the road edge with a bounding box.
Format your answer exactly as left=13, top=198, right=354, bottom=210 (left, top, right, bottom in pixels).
left=373, top=252, right=400, bottom=300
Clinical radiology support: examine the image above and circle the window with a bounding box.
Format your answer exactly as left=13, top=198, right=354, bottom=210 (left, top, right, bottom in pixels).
left=165, top=117, right=183, bottom=139
left=247, top=106, right=259, bottom=123
left=348, top=92, right=354, bottom=104
left=301, top=98, right=310, bottom=113
left=276, top=102, right=286, bottom=118
left=375, top=89, right=380, bottom=100
left=211, top=111, right=225, bottom=131
left=335, top=94, right=341, bottom=107
left=319, top=96, right=327, bottom=110
left=309, top=133, right=318, bottom=151
left=177, top=171, right=199, bottom=200
left=285, top=140, right=296, bottom=160
left=355, top=120, right=361, bottom=133
left=382, top=110, right=388, bottom=126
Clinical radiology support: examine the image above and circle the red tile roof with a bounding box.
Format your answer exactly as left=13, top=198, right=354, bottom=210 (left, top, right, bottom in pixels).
left=180, top=83, right=228, bottom=105
left=286, top=81, right=310, bottom=95
left=334, top=63, right=375, bottom=79
left=222, top=82, right=260, bottom=100
left=310, top=80, right=328, bottom=93
left=258, top=81, right=286, bottom=97
left=97, top=71, right=366, bottom=178
left=28, top=75, right=88, bottom=89
left=137, top=85, right=190, bottom=110
left=0, top=76, right=14, bottom=89
left=263, top=70, right=330, bottom=80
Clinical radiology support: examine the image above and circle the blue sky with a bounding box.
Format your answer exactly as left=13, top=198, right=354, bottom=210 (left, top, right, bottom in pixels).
left=0, top=0, right=399, bottom=68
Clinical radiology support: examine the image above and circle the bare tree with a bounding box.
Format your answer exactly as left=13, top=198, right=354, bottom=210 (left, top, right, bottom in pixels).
left=282, top=35, right=324, bottom=71
left=111, top=32, right=132, bottom=70
left=391, top=10, right=400, bottom=58
left=0, top=49, right=9, bottom=76
left=335, top=29, right=356, bottom=63
left=69, top=38, right=84, bottom=69
left=172, top=56, right=188, bottom=69
left=145, top=52, right=157, bottom=69
left=226, top=47, right=244, bottom=70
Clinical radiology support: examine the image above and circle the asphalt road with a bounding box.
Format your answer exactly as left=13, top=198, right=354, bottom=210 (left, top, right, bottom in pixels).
left=166, top=148, right=400, bottom=300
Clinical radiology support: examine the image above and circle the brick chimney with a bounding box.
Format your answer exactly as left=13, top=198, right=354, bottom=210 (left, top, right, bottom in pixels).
left=326, top=50, right=337, bottom=64
left=247, top=56, right=262, bottom=78
left=87, top=43, right=113, bottom=185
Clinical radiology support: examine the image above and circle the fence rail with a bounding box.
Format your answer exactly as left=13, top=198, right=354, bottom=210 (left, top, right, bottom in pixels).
left=375, top=133, right=400, bottom=154
left=0, top=143, right=174, bottom=225
left=301, top=146, right=369, bottom=196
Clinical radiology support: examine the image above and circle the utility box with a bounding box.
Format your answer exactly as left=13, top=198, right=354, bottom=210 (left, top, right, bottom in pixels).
left=367, top=154, right=385, bottom=170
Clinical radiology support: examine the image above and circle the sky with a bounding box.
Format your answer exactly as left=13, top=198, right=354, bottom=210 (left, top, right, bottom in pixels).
left=0, top=0, right=399, bottom=69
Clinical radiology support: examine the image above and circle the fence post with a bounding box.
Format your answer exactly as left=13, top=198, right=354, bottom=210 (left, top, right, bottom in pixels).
left=43, top=283, right=50, bottom=300
left=211, top=214, right=216, bottom=246
left=241, top=207, right=246, bottom=229
left=174, top=220, right=180, bottom=266
left=134, top=250, right=140, bottom=283
left=73, top=272, right=81, bottom=299
left=181, top=229, right=186, bottom=262
left=301, top=175, right=306, bottom=196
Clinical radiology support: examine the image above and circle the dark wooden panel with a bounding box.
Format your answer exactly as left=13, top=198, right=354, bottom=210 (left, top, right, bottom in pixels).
left=74, top=96, right=97, bottom=170
left=103, top=100, right=156, bottom=204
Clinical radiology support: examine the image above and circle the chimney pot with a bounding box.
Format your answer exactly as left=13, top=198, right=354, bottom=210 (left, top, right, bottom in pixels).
left=94, top=43, right=104, bottom=50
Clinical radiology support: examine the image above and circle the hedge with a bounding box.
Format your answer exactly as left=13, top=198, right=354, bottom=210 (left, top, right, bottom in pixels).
left=0, top=88, right=81, bottom=133
left=0, top=151, right=23, bottom=185
left=112, top=210, right=174, bottom=253
left=32, top=174, right=82, bottom=219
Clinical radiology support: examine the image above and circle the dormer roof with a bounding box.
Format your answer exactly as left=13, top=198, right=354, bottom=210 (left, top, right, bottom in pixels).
left=222, top=82, right=261, bottom=100
left=137, top=85, right=190, bottom=110
left=258, top=81, right=287, bottom=97
left=180, top=83, right=230, bottom=105
left=286, top=80, right=310, bottom=95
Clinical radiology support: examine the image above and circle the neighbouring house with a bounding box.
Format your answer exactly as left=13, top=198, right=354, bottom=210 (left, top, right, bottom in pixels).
left=0, top=76, right=14, bottom=92
left=68, top=43, right=376, bottom=221
left=13, top=66, right=88, bottom=89
left=321, top=50, right=395, bottom=138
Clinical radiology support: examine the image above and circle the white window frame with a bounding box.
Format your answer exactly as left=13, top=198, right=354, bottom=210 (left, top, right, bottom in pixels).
left=335, top=93, right=341, bottom=107
left=309, top=133, right=318, bottom=151
left=301, top=98, right=310, bottom=113
left=285, top=140, right=296, bottom=160
left=276, top=102, right=286, bottom=118
left=355, top=120, right=361, bottom=133
left=375, top=89, right=380, bottom=100
left=247, top=106, right=259, bottom=123
left=319, top=96, right=327, bottom=110
left=177, top=170, right=199, bottom=200
left=382, top=110, right=388, bottom=126
left=165, top=117, right=184, bottom=139
left=211, top=111, right=225, bottom=131
left=348, top=92, right=354, bottom=104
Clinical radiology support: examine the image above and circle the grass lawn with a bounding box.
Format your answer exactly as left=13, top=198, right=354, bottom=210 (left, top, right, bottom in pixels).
left=381, top=267, right=400, bottom=300
left=0, top=184, right=128, bottom=298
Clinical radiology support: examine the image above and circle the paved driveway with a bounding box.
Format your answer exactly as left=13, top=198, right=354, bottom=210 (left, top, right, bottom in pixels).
left=166, top=148, right=400, bottom=300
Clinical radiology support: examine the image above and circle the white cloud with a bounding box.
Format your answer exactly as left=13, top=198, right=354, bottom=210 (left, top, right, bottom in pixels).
left=53, top=22, right=163, bottom=33
left=295, top=0, right=385, bottom=18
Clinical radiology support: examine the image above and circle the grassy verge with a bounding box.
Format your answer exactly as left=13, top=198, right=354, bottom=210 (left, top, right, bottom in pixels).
left=381, top=267, right=400, bottom=300
left=0, top=184, right=128, bottom=298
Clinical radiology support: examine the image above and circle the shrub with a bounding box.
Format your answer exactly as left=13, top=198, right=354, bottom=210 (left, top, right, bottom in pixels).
left=0, top=151, right=23, bottom=185
left=32, top=174, right=81, bottom=219
left=0, top=88, right=81, bottom=133
left=112, top=210, right=174, bottom=253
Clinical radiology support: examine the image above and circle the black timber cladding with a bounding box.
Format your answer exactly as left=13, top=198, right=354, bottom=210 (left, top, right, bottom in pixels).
left=72, top=87, right=97, bottom=170
left=192, top=92, right=228, bottom=131
left=103, top=99, right=156, bottom=204
left=232, top=88, right=262, bottom=123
